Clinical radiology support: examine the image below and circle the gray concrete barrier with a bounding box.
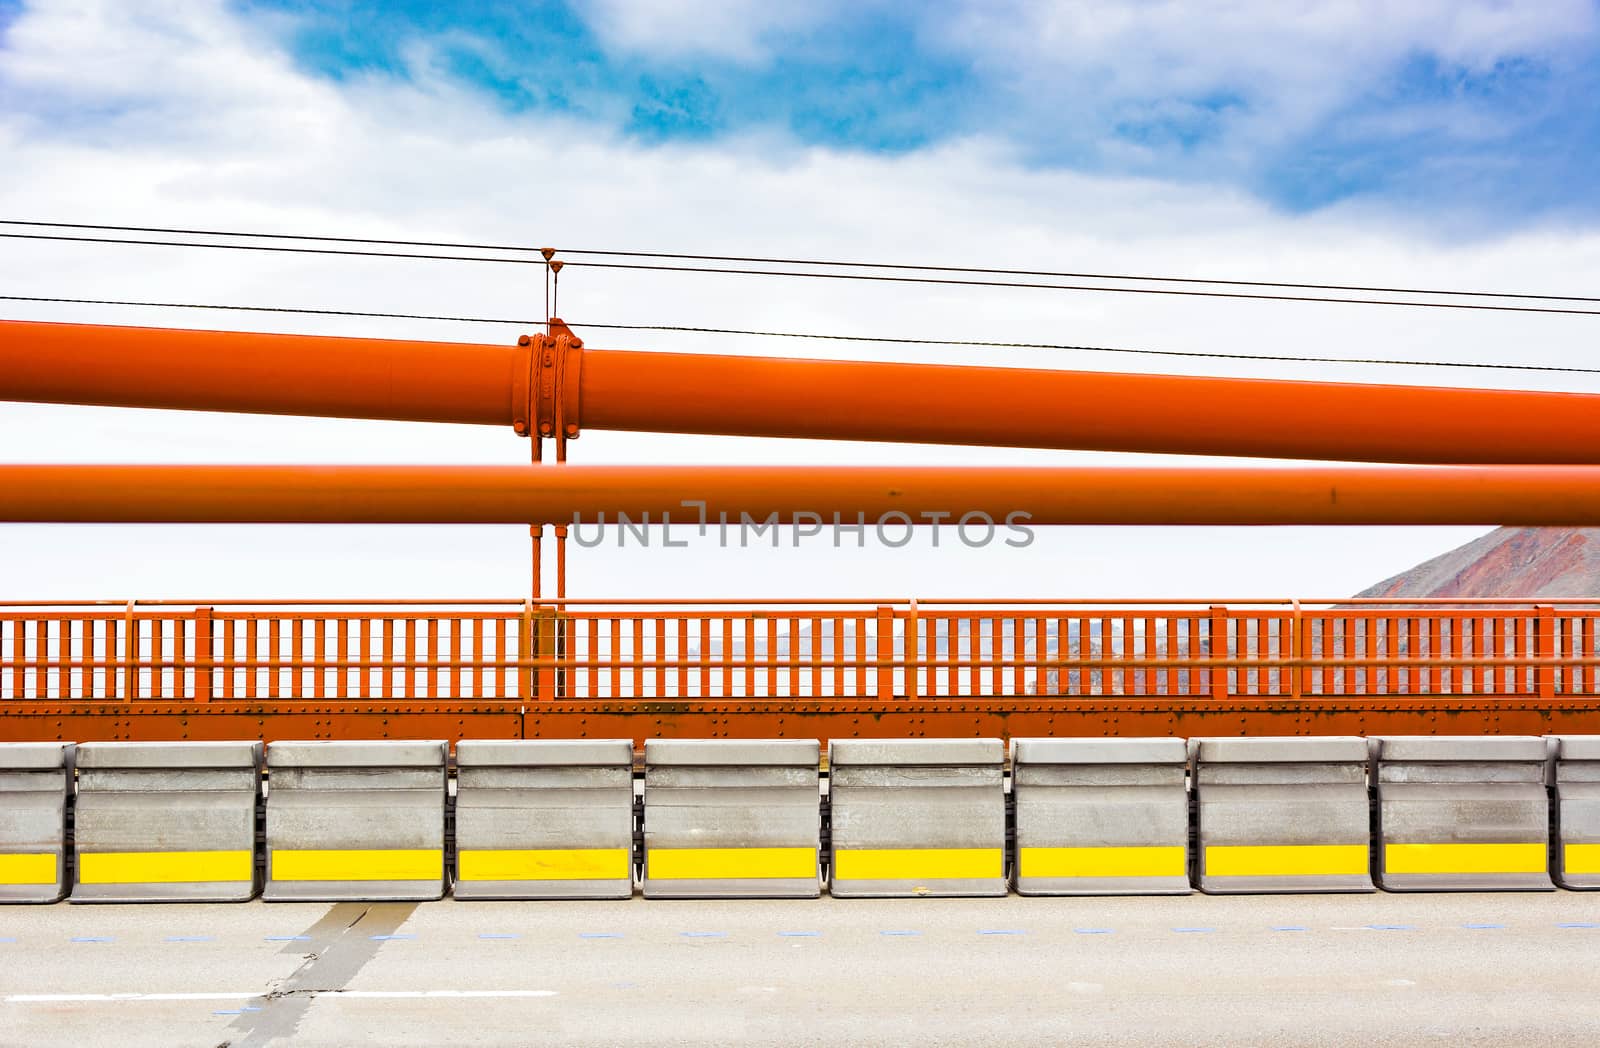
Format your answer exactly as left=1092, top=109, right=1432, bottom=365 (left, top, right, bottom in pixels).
left=454, top=739, right=635, bottom=900
left=642, top=739, right=820, bottom=898
left=1553, top=736, right=1600, bottom=890
left=1374, top=735, right=1552, bottom=892
left=264, top=740, right=447, bottom=902
left=829, top=738, right=1006, bottom=898
left=1012, top=737, right=1189, bottom=896
left=0, top=743, right=73, bottom=904
left=1193, top=736, right=1373, bottom=894
left=71, top=741, right=261, bottom=903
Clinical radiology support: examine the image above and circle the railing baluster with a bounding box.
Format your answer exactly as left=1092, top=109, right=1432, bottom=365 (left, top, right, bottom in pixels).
left=427, top=617, right=439, bottom=700
left=148, top=618, right=164, bottom=701
left=1004, top=617, right=1018, bottom=697
left=381, top=619, right=394, bottom=700
left=493, top=618, right=507, bottom=699
left=336, top=618, right=350, bottom=699
left=1537, top=605, right=1557, bottom=700
left=765, top=617, right=779, bottom=700
left=669, top=617, right=683, bottom=700
left=194, top=609, right=213, bottom=703
left=745, top=616, right=758, bottom=700
left=1580, top=614, right=1593, bottom=697
left=447, top=618, right=459, bottom=700
left=582, top=616, right=597, bottom=700
left=6, top=618, right=19, bottom=699
left=289, top=616, right=303, bottom=700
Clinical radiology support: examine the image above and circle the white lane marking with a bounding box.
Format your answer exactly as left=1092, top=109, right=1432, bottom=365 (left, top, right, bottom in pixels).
left=6, top=989, right=559, bottom=1004
left=334, top=991, right=559, bottom=999
left=7, top=993, right=263, bottom=1003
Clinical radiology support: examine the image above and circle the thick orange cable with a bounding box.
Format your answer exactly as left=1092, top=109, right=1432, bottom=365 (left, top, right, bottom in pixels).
left=3, top=464, right=1600, bottom=525
left=0, top=320, right=517, bottom=425
left=579, top=349, right=1600, bottom=463
left=7, top=319, right=1600, bottom=463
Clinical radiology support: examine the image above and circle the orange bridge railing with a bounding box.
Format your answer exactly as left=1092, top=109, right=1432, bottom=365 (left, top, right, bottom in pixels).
left=3, top=598, right=1598, bottom=703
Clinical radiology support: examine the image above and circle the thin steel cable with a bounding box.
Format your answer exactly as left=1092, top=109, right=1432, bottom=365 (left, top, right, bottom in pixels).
left=0, top=294, right=533, bottom=325
left=557, top=248, right=1600, bottom=305
left=0, top=219, right=543, bottom=253
left=4, top=219, right=1596, bottom=304
left=6, top=294, right=1600, bottom=375
left=567, top=321, right=1600, bottom=374
left=0, top=231, right=541, bottom=265
left=8, top=230, right=1598, bottom=315
left=558, top=260, right=1600, bottom=317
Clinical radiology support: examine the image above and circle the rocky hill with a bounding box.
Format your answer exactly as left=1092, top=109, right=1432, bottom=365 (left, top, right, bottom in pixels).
left=1357, top=527, right=1600, bottom=598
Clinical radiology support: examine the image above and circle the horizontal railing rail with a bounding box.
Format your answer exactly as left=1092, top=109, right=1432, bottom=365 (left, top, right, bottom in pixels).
left=0, top=599, right=1595, bottom=702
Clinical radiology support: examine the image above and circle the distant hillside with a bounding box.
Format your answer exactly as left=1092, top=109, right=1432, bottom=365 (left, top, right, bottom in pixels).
left=1358, top=527, right=1600, bottom=599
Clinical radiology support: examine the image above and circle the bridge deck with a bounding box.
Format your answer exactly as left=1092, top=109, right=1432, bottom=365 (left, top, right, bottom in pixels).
left=3, top=893, right=1596, bottom=1047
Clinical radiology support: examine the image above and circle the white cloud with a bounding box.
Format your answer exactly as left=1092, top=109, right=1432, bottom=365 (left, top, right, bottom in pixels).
left=562, top=1, right=1600, bottom=160
left=936, top=1, right=1599, bottom=154
left=1, top=0, right=1597, bottom=602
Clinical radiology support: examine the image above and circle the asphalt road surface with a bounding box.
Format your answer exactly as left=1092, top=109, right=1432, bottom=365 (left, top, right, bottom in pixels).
left=3, top=892, right=1598, bottom=1047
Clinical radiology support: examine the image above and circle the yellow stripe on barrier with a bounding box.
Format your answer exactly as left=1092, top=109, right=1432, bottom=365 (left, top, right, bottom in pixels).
left=1384, top=842, right=1547, bottom=875
left=1565, top=843, right=1600, bottom=875
left=271, top=849, right=442, bottom=882
left=78, top=850, right=252, bottom=885
left=833, top=848, right=1003, bottom=881
left=459, top=848, right=631, bottom=882
left=1205, top=844, right=1368, bottom=878
left=0, top=852, right=58, bottom=885
left=648, top=847, right=816, bottom=881
left=1019, top=845, right=1185, bottom=880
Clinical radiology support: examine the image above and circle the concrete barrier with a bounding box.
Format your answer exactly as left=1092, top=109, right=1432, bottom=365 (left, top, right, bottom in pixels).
left=71, top=741, right=261, bottom=903
left=1012, top=737, right=1189, bottom=896
left=1193, top=737, right=1373, bottom=894
left=0, top=743, right=73, bottom=904
left=264, top=740, right=447, bottom=902
left=1374, top=735, right=1552, bottom=892
left=642, top=739, right=820, bottom=898
left=829, top=738, right=1006, bottom=898
left=455, top=739, right=635, bottom=900
left=1553, top=736, right=1600, bottom=890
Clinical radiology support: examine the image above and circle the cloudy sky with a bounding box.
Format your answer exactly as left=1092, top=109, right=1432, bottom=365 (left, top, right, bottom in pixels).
left=2, top=0, right=1599, bottom=601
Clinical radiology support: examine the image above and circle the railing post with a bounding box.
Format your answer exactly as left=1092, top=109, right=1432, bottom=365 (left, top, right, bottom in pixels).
left=518, top=599, right=534, bottom=700
left=537, top=607, right=559, bottom=700
left=905, top=601, right=920, bottom=701
left=1209, top=605, right=1230, bottom=700
left=122, top=601, right=138, bottom=701
left=194, top=607, right=213, bottom=703
left=9, top=616, right=23, bottom=701
left=1536, top=604, right=1557, bottom=699
left=1291, top=600, right=1305, bottom=701
left=875, top=605, right=896, bottom=699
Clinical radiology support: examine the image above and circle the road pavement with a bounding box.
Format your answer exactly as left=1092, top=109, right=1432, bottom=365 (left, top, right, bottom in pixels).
left=2, top=892, right=1598, bottom=1046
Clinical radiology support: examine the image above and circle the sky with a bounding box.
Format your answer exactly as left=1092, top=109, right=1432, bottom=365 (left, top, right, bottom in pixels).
left=2, top=0, right=1599, bottom=602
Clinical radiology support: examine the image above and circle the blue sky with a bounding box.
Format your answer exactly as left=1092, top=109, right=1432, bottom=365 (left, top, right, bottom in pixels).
left=238, top=1, right=980, bottom=149
left=221, top=0, right=1600, bottom=221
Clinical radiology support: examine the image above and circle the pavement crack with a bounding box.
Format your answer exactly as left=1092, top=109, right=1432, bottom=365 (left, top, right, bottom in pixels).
left=262, top=988, right=344, bottom=1001
left=228, top=902, right=417, bottom=1047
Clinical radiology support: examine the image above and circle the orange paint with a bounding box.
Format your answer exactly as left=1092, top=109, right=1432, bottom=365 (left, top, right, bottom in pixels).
left=1, top=463, right=1600, bottom=525
left=7, top=319, right=1600, bottom=462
